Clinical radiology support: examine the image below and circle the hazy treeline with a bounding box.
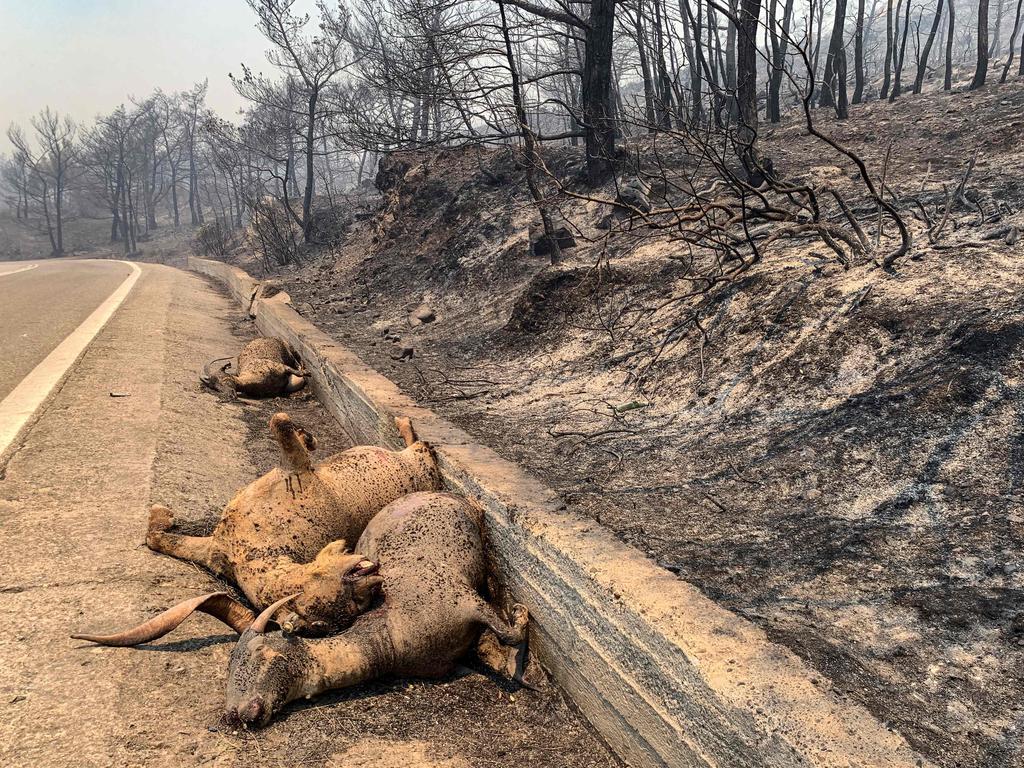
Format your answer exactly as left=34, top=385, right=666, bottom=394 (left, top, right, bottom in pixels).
left=2, top=0, right=1021, bottom=260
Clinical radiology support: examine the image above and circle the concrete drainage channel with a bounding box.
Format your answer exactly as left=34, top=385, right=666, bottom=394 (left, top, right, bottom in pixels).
left=190, top=257, right=931, bottom=768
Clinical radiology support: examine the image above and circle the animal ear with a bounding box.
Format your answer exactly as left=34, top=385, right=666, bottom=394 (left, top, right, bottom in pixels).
left=250, top=593, right=300, bottom=634
left=312, top=540, right=347, bottom=565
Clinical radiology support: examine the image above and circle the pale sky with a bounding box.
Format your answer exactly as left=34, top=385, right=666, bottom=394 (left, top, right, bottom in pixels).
left=0, top=0, right=318, bottom=131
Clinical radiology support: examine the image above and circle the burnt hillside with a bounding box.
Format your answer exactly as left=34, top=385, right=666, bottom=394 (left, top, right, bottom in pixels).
left=267, top=83, right=1024, bottom=768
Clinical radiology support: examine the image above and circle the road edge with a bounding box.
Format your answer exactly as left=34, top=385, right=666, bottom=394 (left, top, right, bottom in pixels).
left=0, top=260, right=142, bottom=470
left=190, top=256, right=933, bottom=768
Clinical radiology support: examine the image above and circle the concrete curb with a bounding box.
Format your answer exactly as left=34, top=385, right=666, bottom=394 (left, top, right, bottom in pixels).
left=190, top=257, right=932, bottom=768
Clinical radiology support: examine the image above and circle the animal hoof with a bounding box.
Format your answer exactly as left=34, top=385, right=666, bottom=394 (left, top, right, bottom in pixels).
left=148, top=505, right=174, bottom=533
left=511, top=603, right=529, bottom=631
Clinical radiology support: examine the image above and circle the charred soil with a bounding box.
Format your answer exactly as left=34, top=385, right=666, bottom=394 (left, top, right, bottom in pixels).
left=253, top=84, right=1024, bottom=768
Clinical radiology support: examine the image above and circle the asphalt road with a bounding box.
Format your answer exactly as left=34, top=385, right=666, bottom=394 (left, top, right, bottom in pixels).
left=0, top=259, right=132, bottom=402
left=0, top=262, right=279, bottom=766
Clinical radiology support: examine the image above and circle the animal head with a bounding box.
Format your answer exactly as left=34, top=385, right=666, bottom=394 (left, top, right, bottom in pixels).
left=200, top=358, right=238, bottom=394
left=283, top=541, right=383, bottom=635
left=225, top=596, right=311, bottom=727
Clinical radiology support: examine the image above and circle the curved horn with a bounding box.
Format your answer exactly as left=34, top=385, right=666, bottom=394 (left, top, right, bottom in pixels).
left=201, top=357, right=234, bottom=389
left=71, top=592, right=254, bottom=647
left=249, top=593, right=300, bottom=634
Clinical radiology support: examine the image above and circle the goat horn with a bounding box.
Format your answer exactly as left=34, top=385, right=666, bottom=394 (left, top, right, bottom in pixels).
left=201, top=357, right=233, bottom=388
left=71, top=592, right=254, bottom=647
left=249, top=593, right=300, bottom=634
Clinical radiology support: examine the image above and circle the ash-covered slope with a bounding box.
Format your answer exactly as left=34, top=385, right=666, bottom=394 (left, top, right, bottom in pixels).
left=274, top=83, right=1024, bottom=768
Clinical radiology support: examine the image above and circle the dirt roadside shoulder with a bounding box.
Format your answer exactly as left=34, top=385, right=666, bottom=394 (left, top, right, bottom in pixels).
left=0, top=263, right=616, bottom=768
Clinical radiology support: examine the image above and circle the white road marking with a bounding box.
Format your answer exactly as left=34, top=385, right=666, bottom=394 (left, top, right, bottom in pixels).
left=0, top=263, right=38, bottom=278
left=0, top=261, right=142, bottom=461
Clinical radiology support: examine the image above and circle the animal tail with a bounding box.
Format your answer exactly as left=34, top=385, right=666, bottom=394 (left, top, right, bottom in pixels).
left=71, top=592, right=255, bottom=647
left=200, top=357, right=234, bottom=390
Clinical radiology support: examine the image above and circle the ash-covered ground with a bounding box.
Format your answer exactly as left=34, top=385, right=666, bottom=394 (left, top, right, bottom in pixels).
left=260, top=84, right=1024, bottom=767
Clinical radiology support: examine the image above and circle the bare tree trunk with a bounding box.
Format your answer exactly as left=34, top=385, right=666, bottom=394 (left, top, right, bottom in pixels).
left=420, top=68, right=434, bottom=142
left=726, top=0, right=739, bottom=119
left=882, top=0, right=895, bottom=96
left=582, top=0, right=618, bottom=184
left=497, top=0, right=562, bottom=264
left=990, top=0, right=1005, bottom=55
left=302, top=87, right=318, bottom=243
left=633, top=3, right=659, bottom=129
left=1020, top=13, right=1024, bottom=73
left=287, top=141, right=299, bottom=196
left=819, top=0, right=850, bottom=112
left=914, top=0, right=946, bottom=91
left=1000, top=0, right=1024, bottom=79
left=146, top=142, right=159, bottom=232
left=681, top=0, right=704, bottom=124
left=54, top=172, right=64, bottom=255
left=110, top=171, right=122, bottom=242
left=736, top=0, right=764, bottom=174
left=652, top=0, right=675, bottom=126
left=767, top=0, right=796, bottom=120
left=408, top=95, right=423, bottom=146
left=169, top=170, right=180, bottom=226
left=890, top=0, right=912, bottom=99
left=836, top=33, right=849, bottom=116
left=811, top=0, right=826, bottom=78
left=611, top=61, right=627, bottom=132
left=188, top=137, right=200, bottom=226
left=121, top=173, right=132, bottom=255
left=853, top=0, right=867, bottom=101
left=706, top=0, right=727, bottom=125
left=40, top=180, right=58, bottom=256
left=945, top=0, right=956, bottom=87
left=971, top=0, right=990, bottom=88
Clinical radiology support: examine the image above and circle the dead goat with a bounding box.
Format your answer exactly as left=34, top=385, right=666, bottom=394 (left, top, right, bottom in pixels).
left=224, top=491, right=529, bottom=727
left=201, top=337, right=306, bottom=398
left=72, top=414, right=441, bottom=641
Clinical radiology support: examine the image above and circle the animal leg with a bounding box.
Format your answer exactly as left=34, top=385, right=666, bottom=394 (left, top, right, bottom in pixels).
left=471, top=600, right=536, bottom=687
left=146, top=505, right=231, bottom=578
left=475, top=630, right=512, bottom=675
left=276, top=364, right=307, bottom=394
left=270, top=412, right=315, bottom=473
left=395, top=416, right=418, bottom=448
left=466, top=597, right=528, bottom=646
left=148, top=503, right=175, bottom=534
left=233, top=371, right=265, bottom=398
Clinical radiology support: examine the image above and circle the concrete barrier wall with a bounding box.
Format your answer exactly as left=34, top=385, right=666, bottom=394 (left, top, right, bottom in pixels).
left=190, top=257, right=932, bottom=768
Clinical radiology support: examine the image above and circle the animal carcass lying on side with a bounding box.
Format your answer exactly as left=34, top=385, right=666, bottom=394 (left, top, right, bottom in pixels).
left=73, top=414, right=441, bottom=640
left=224, top=491, right=529, bottom=727
left=201, top=337, right=306, bottom=398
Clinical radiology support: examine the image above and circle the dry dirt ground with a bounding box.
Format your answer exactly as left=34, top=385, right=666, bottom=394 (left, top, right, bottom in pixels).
left=0, top=263, right=617, bottom=767
left=268, top=81, right=1024, bottom=768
